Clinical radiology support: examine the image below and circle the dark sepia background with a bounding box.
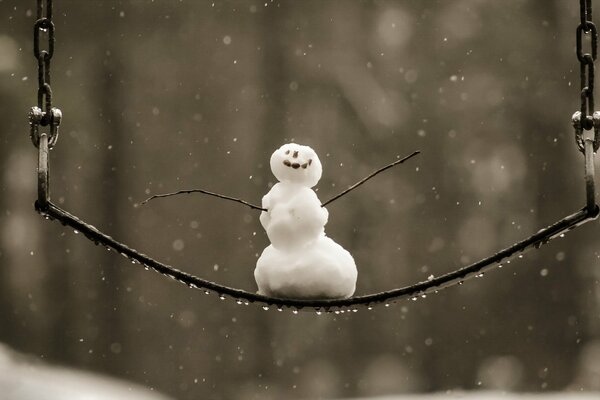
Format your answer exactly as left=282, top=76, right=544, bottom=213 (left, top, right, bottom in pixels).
left=1, top=1, right=600, bottom=399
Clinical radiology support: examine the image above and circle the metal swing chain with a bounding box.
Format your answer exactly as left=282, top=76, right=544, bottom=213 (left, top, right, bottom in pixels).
left=30, top=0, right=62, bottom=209
left=573, top=0, right=600, bottom=151
left=29, top=0, right=62, bottom=150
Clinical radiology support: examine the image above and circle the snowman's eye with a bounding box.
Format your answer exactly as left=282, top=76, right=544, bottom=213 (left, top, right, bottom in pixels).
left=292, top=151, right=299, bottom=158
left=285, top=150, right=290, bottom=155
left=308, top=159, right=313, bottom=165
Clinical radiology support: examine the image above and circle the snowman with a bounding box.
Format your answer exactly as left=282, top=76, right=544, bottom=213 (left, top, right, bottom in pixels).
left=255, top=143, right=358, bottom=300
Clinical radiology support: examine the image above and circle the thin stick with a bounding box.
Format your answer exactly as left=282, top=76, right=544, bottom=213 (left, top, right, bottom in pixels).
left=141, top=150, right=419, bottom=212
left=141, top=188, right=266, bottom=212
left=321, top=150, right=420, bottom=208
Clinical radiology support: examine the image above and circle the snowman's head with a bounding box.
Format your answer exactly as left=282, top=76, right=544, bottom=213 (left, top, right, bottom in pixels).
left=270, top=143, right=322, bottom=187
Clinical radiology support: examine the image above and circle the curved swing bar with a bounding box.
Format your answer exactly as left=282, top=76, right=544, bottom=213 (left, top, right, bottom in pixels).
left=35, top=197, right=598, bottom=311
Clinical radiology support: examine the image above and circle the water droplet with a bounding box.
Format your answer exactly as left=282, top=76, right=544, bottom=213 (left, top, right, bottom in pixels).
left=421, top=294, right=427, bottom=299
left=219, top=295, right=226, bottom=300
left=144, top=265, right=150, bottom=271
left=518, top=254, right=524, bottom=258
left=292, top=310, right=298, bottom=314
left=476, top=273, right=484, bottom=278
left=172, top=239, right=185, bottom=251
left=334, top=310, right=340, bottom=314
left=559, top=233, right=565, bottom=238
left=498, top=264, right=503, bottom=268
left=316, top=311, right=322, bottom=315
left=277, top=306, right=283, bottom=312
left=367, top=306, right=373, bottom=311
left=411, top=297, right=418, bottom=301
left=236, top=300, right=243, bottom=305
left=204, top=290, right=210, bottom=295
left=385, top=303, right=390, bottom=307
left=458, top=281, right=464, bottom=285
left=352, top=309, right=358, bottom=313
left=262, top=305, right=269, bottom=311
left=73, top=230, right=79, bottom=234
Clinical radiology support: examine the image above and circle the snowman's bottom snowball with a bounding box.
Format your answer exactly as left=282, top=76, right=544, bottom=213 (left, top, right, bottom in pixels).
left=255, top=237, right=357, bottom=300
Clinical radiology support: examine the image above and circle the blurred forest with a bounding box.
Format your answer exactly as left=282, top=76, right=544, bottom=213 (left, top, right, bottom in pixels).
left=1, top=0, right=600, bottom=399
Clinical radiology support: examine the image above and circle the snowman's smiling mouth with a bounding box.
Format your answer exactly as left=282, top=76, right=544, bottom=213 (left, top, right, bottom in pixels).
left=283, top=149, right=313, bottom=170
left=283, top=159, right=310, bottom=169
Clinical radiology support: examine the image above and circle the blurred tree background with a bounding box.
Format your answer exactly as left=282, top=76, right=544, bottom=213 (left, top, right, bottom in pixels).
left=1, top=0, right=600, bottom=399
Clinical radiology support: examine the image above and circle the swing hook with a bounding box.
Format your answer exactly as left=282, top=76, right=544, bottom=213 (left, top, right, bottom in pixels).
left=30, top=106, right=61, bottom=211
left=572, top=111, right=600, bottom=215
left=572, top=110, right=600, bottom=153
left=29, top=106, right=62, bottom=149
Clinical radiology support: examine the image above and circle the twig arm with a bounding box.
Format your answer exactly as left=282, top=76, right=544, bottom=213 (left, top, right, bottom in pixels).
left=321, top=150, right=420, bottom=208
left=141, top=150, right=419, bottom=211
left=141, top=189, right=266, bottom=212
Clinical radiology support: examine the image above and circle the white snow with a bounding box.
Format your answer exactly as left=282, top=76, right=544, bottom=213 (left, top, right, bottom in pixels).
left=269, top=142, right=322, bottom=188
left=256, top=236, right=357, bottom=299
left=339, top=392, right=600, bottom=400
left=260, top=182, right=327, bottom=251
left=0, top=343, right=173, bottom=400
left=255, top=143, right=357, bottom=299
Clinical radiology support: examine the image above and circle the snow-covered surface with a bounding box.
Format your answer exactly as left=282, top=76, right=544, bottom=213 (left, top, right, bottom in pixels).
left=255, top=143, right=357, bottom=299
left=0, top=343, right=173, bottom=400
left=344, top=392, right=600, bottom=400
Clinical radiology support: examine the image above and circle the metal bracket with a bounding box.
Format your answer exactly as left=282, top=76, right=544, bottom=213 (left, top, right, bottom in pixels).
left=30, top=106, right=61, bottom=210
left=584, top=125, right=598, bottom=214
left=37, top=133, right=49, bottom=210
left=29, top=106, right=62, bottom=149
left=573, top=110, right=599, bottom=215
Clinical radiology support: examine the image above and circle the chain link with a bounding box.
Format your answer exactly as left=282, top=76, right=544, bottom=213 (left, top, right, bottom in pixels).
left=575, top=0, right=600, bottom=152
left=30, top=0, right=61, bottom=149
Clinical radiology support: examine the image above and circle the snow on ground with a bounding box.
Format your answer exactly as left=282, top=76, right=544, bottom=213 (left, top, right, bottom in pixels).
left=0, top=343, right=173, bottom=400
left=344, top=392, right=600, bottom=400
